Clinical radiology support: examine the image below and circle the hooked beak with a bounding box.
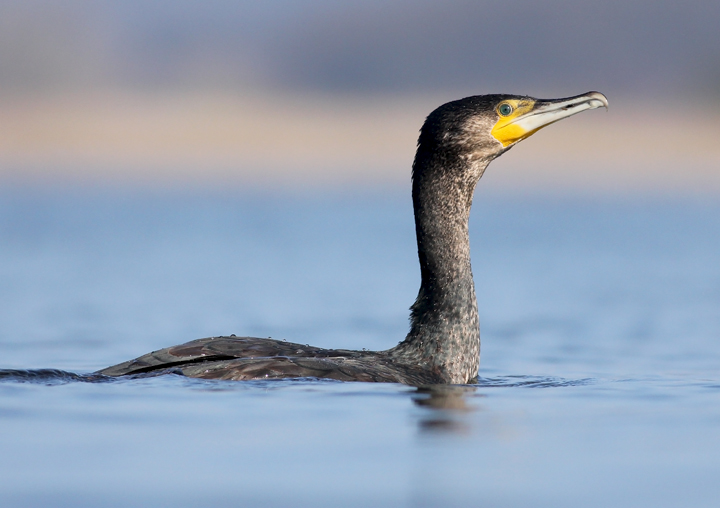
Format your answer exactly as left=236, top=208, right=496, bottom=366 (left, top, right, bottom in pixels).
left=491, top=91, right=608, bottom=147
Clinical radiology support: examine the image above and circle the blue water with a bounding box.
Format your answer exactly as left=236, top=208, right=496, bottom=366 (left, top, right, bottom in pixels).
left=1, top=186, right=719, bottom=507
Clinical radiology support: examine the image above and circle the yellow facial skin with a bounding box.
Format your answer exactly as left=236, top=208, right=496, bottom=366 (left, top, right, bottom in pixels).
left=490, top=99, right=538, bottom=147
left=489, top=92, right=609, bottom=148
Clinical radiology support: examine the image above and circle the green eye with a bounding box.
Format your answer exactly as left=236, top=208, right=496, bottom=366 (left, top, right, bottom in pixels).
left=498, top=103, right=513, bottom=116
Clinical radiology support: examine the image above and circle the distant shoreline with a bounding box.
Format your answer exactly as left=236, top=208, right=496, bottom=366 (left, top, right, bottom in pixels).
left=1, top=91, right=718, bottom=195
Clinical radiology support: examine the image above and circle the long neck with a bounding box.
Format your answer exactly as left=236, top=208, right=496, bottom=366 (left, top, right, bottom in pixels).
left=389, top=150, right=486, bottom=383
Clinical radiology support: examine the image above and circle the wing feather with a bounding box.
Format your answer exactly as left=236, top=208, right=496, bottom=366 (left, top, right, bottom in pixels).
left=98, top=336, right=440, bottom=385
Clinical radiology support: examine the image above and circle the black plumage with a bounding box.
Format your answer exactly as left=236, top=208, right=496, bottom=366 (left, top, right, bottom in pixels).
left=99, top=92, right=608, bottom=385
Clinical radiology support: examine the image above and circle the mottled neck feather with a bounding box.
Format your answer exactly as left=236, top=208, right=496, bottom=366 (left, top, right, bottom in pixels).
left=388, top=143, right=488, bottom=384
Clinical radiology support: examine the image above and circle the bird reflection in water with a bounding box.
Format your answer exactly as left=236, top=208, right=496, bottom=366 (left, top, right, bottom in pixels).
left=412, top=385, right=481, bottom=435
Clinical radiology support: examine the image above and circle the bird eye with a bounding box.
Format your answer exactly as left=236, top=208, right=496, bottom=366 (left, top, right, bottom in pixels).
left=498, top=103, right=513, bottom=116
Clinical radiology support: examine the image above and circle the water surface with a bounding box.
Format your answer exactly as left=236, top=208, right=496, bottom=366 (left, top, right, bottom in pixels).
left=1, top=187, right=719, bottom=507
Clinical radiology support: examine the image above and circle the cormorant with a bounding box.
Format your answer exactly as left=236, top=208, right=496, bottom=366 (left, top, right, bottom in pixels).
left=99, top=91, right=608, bottom=385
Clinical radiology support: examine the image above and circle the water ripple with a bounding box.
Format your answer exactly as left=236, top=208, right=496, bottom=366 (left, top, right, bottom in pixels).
left=476, top=375, right=596, bottom=388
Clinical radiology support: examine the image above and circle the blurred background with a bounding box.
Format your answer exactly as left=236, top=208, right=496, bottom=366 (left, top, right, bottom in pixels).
left=2, top=5, right=720, bottom=507
left=1, top=0, right=719, bottom=193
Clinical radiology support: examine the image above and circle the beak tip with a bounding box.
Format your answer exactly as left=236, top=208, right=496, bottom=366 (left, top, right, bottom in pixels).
left=586, top=91, right=609, bottom=110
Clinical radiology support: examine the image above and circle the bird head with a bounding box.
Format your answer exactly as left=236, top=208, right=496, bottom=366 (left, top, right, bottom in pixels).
left=416, top=91, right=608, bottom=169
